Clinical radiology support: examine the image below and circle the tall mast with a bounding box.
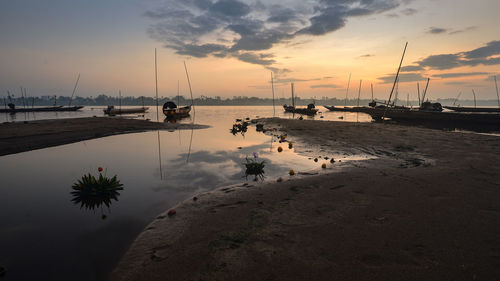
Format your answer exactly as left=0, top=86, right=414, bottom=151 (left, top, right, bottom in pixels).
left=271, top=72, right=276, bottom=117
left=472, top=89, right=477, bottom=108
left=385, top=42, right=408, bottom=108
left=119, top=90, right=122, bottom=112
left=452, top=92, right=462, bottom=106
left=68, top=73, right=80, bottom=106
left=417, top=82, right=421, bottom=105
left=183, top=61, right=195, bottom=119
left=154, top=48, right=159, bottom=122
left=421, top=78, right=430, bottom=105
left=356, top=80, right=362, bottom=107
left=291, top=83, right=295, bottom=107
left=494, top=76, right=499, bottom=109
left=177, top=80, right=180, bottom=106
left=370, top=83, right=374, bottom=101
left=344, top=73, right=351, bottom=107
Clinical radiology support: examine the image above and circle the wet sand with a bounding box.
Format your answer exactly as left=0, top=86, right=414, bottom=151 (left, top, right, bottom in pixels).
left=113, top=118, right=500, bottom=281
left=0, top=117, right=208, bottom=156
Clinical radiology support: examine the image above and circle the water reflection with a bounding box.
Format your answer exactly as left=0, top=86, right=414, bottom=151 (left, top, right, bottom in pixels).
left=71, top=171, right=124, bottom=219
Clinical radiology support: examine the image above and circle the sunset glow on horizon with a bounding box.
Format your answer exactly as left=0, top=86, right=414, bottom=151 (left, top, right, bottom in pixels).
left=1, top=0, right=499, bottom=100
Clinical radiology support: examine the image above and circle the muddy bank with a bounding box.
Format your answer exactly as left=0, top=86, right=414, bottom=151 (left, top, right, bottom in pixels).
left=0, top=117, right=208, bottom=156
left=111, top=118, right=500, bottom=281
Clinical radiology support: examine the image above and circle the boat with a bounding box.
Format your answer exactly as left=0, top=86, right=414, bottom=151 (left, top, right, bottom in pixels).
left=283, top=83, right=318, bottom=115
left=103, top=105, right=148, bottom=115
left=324, top=105, right=368, bottom=112
left=443, top=106, right=500, bottom=113
left=365, top=107, right=500, bottom=125
left=0, top=104, right=83, bottom=113
left=162, top=101, right=191, bottom=119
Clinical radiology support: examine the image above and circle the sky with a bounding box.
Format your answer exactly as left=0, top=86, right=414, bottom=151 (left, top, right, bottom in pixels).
left=1, top=0, right=499, bottom=101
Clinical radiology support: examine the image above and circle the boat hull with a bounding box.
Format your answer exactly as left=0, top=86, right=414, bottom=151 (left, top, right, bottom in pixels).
left=367, top=108, right=500, bottom=125
left=163, top=106, right=191, bottom=118
left=104, top=107, right=149, bottom=115
left=443, top=106, right=500, bottom=113
left=283, top=106, right=318, bottom=115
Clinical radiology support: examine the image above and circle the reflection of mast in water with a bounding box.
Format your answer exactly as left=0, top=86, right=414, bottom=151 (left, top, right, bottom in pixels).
left=154, top=48, right=163, bottom=179
left=184, top=61, right=196, bottom=163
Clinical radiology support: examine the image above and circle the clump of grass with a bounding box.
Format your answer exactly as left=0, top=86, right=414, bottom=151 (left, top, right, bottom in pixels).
left=71, top=168, right=123, bottom=217
left=244, top=157, right=265, bottom=181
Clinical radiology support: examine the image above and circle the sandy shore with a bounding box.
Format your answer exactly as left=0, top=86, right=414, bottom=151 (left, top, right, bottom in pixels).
left=111, top=118, right=500, bottom=281
left=0, top=117, right=208, bottom=156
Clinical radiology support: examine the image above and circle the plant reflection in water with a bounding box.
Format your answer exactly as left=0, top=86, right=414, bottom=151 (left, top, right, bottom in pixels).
left=71, top=168, right=124, bottom=219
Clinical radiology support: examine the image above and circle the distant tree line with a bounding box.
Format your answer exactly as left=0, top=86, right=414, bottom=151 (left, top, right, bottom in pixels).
left=1, top=94, right=499, bottom=107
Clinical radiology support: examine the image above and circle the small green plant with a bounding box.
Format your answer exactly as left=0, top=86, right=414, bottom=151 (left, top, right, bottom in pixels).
left=244, top=156, right=265, bottom=181
left=71, top=167, right=124, bottom=218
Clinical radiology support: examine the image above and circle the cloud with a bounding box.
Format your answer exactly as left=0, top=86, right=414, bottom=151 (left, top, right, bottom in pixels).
left=403, top=40, right=500, bottom=71
left=310, top=84, right=342, bottom=89
left=401, top=8, right=418, bottom=15
left=358, top=54, right=374, bottom=58
left=427, top=27, right=448, bottom=34
left=377, top=72, right=425, bottom=84
left=448, top=26, right=478, bottom=35
left=401, top=65, right=424, bottom=72
left=432, top=72, right=489, bottom=79
left=145, top=0, right=409, bottom=74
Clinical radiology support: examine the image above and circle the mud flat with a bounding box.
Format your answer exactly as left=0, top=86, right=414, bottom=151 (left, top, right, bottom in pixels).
left=112, top=118, right=500, bottom=281
left=0, top=117, right=208, bottom=156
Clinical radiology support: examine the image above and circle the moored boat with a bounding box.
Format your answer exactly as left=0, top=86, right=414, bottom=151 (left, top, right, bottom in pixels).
left=443, top=106, right=500, bottom=113
left=103, top=106, right=148, bottom=115
left=162, top=101, right=191, bottom=119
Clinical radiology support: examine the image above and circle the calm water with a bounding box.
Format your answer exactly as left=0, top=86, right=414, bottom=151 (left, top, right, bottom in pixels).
left=0, top=106, right=372, bottom=281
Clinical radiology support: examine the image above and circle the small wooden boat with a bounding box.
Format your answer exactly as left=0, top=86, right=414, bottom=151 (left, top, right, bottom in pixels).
left=162, top=101, right=191, bottom=119
left=284, top=104, right=318, bottom=115
left=0, top=104, right=83, bottom=113
left=283, top=82, right=318, bottom=115
left=103, top=106, right=148, bottom=115
left=324, top=105, right=367, bottom=112
left=443, top=106, right=500, bottom=113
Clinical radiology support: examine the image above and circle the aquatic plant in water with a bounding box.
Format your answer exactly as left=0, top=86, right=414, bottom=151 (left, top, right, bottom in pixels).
left=71, top=167, right=124, bottom=219
left=244, top=155, right=265, bottom=181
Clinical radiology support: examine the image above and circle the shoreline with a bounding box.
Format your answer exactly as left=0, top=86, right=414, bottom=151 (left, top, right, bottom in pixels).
left=111, top=118, right=500, bottom=281
left=0, top=117, right=209, bottom=156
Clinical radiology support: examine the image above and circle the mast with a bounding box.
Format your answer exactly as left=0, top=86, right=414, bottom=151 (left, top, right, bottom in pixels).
left=394, top=77, right=399, bottom=106
left=421, top=78, right=430, bottom=105
left=119, top=90, right=122, bottom=112
left=3, top=96, right=6, bottom=110
left=406, top=93, right=409, bottom=107
left=472, top=89, right=477, bottom=108
left=291, top=82, right=295, bottom=107
left=68, top=73, right=80, bottom=106
left=383, top=42, right=408, bottom=118
left=154, top=48, right=159, bottom=122
left=417, top=82, right=421, bottom=105
left=370, top=83, right=374, bottom=101
left=177, top=80, right=180, bottom=106
left=271, top=72, right=276, bottom=117
left=356, top=80, right=362, bottom=107
left=20, top=86, right=26, bottom=108
left=452, top=92, right=462, bottom=106
left=344, top=73, right=351, bottom=107
left=385, top=42, right=408, bottom=108
left=494, top=76, right=499, bottom=109
left=183, top=61, right=195, bottom=118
